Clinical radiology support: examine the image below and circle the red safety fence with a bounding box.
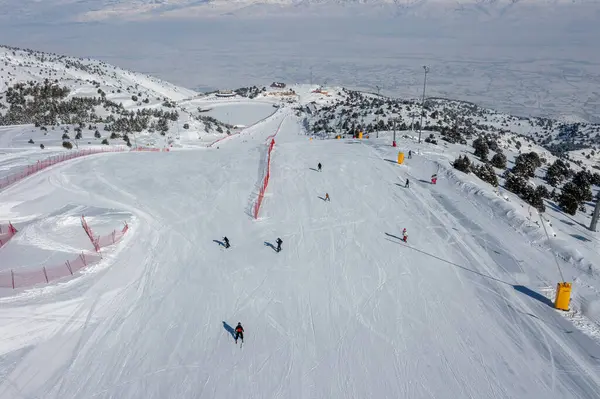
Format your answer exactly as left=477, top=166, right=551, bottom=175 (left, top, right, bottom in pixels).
left=0, top=252, right=102, bottom=289
left=208, top=110, right=287, bottom=148
left=0, top=218, right=129, bottom=290
left=0, top=147, right=127, bottom=191
left=96, top=222, right=129, bottom=249
left=81, top=215, right=99, bottom=251
left=251, top=116, right=287, bottom=219
left=251, top=116, right=286, bottom=219
left=81, top=216, right=129, bottom=252
left=253, top=138, right=275, bottom=219
left=208, top=131, right=241, bottom=148
left=0, top=222, right=18, bottom=248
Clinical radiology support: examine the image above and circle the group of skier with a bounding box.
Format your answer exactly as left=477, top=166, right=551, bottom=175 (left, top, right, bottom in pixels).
left=317, top=162, right=331, bottom=201
left=222, top=236, right=283, bottom=252
left=225, top=149, right=425, bottom=345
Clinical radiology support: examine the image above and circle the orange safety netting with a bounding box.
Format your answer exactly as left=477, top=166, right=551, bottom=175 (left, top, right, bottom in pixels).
left=0, top=222, right=18, bottom=248
left=81, top=216, right=129, bottom=251
left=0, top=218, right=129, bottom=290
left=0, top=148, right=127, bottom=191
left=252, top=118, right=285, bottom=219
left=253, top=139, right=275, bottom=219
left=0, top=252, right=102, bottom=289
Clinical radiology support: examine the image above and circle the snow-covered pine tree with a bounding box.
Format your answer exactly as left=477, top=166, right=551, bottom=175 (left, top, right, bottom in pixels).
left=453, top=155, right=472, bottom=174
left=545, top=158, right=571, bottom=187
left=491, top=152, right=507, bottom=169
left=472, top=136, right=489, bottom=161
left=473, top=163, right=499, bottom=187
left=512, top=152, right=542, bottom=178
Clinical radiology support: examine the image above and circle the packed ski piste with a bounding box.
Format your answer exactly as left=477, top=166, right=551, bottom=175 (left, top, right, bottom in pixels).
left=2, top=89, right=600, bottom=399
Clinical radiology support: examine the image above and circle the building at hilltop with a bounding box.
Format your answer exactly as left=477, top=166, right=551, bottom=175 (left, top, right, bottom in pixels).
left=215, top=90, right=236, bottom=97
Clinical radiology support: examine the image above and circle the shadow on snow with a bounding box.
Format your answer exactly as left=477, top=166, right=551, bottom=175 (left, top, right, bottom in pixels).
left=513, top=285, right=554, bottom=307
left=222, top=321, right=235, bottom=339
left=384, top=233, right=555, bottom=309
left=264, top=241, right=278, bottom=252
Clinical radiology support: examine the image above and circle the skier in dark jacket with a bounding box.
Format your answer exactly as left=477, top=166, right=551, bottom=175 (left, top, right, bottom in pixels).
left=235, top=322, right=244, bottom=343
left=317, top=162, right=322, bottom=172
left=405, top=178, right=410, bottom=188
left=276, top=237, right=283, bottom=252
left=223, top=236, right=230, bottom=248
left=408, top=150, right=412, bottom=159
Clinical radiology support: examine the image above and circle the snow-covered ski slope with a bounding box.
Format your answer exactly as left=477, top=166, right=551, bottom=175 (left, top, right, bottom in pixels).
left=0, top=45, right=195, bottom=101
left=1, top=111, right=600, bottom=398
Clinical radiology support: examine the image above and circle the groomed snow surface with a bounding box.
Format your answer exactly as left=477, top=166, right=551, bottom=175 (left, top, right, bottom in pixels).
left=1, top=111, right=600, bottom=398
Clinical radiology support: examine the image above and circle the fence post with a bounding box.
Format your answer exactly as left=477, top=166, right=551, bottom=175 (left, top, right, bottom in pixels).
left=11, top=269, right=14, bottom=289
left=81, top=252, right=87, bottom=266
left=66, top=260, right=73, bottom=275
left=43, top=267, right=49, bottom=283
left=112, top=230, right=116, bottom=244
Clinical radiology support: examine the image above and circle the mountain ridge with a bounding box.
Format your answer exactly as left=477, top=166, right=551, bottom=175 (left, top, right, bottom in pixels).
left=2, top=43, right=599, bottom=163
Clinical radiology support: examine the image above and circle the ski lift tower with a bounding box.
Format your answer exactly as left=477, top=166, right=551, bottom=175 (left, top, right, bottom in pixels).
left=591, top=198, right=600, bottom=231
left=418, top=65, right=429, bottom=144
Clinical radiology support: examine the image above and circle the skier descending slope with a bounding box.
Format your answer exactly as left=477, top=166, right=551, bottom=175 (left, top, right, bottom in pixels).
left=276, top=237, right=283, bottom=253
left=235, top=322, right=244, bottom=346
left=403, top=228, right=408, bottom=243
left=317, top=162, right=322, bottom=172
left=223, top=237, right=230, bottom=248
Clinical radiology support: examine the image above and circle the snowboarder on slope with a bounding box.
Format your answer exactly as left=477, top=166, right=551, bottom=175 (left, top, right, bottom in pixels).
left=223, top=236, right=230, bottom=248
left=405, top=178, right=410, bottom=188
left=325, top=193, right=330, bottom=202
left=318, top=162, right=322, bottom=172
left=402, top=228, right=408, bottom=243
left=276, top=237, right=283, bottom=252
left=235, top=322, right=244, bottom=344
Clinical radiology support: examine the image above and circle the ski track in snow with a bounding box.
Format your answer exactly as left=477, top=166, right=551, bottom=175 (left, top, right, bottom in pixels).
left=0, top=109, right=600, bottom=398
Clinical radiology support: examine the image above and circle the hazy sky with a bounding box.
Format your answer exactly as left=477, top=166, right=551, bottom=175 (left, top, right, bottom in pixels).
left=1, top=6, right=599, bottom=119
